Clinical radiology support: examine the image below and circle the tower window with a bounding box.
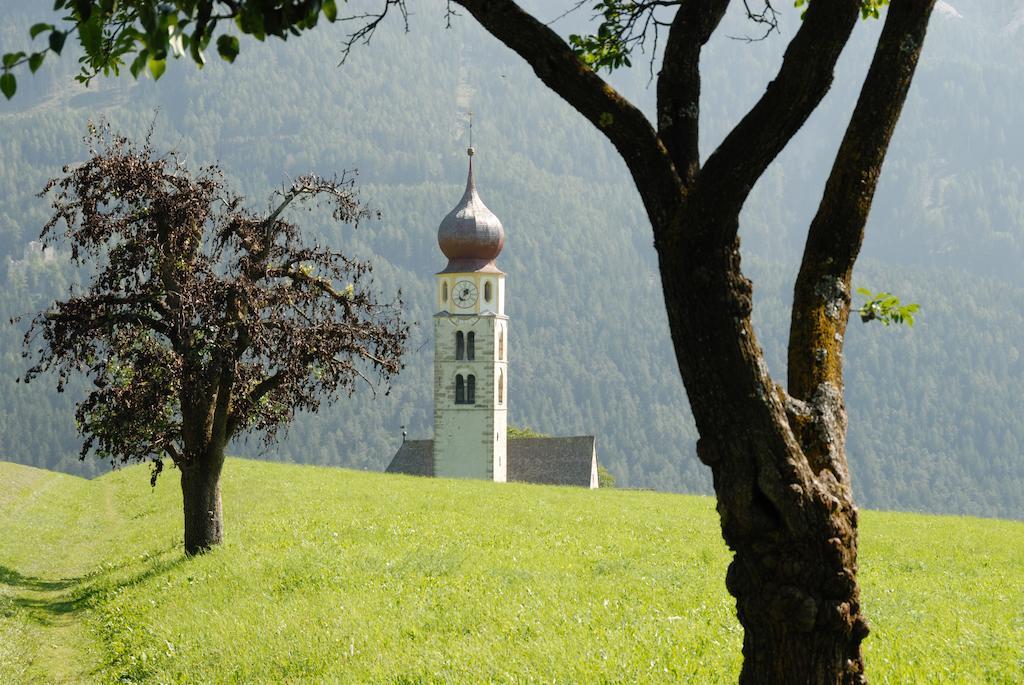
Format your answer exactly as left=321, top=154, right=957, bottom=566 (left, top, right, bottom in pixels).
left=455, top=374, right=466, bottom=404
left=498, top=369, right=504, bottom=405
left=442, top=281, right=448, bottom=302
left=455, top=331, right=465, bottom=360
left=466, top=374, right=476, bottom=404
left=484, top=281, right=492, bottom=303
left=498, top=327, right=504, bottom=361
left=467, top=332, right=476, bottom=360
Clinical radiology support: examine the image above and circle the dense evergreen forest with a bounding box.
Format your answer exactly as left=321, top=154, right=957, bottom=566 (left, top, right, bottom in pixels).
left=1, top=0, right=1021, bottom=519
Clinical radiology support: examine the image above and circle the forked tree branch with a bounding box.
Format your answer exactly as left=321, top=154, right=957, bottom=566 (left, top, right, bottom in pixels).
left=692, top=0, right=861, bottom=237
left=788, top=0, right=937, bottom=403
left=453, top=0, right=684, bottom=228
left=656, top=0, right=730, bottom=187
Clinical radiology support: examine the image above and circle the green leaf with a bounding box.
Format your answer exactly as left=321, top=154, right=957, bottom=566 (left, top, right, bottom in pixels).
left=74, top=0, right=93, bottom=21
left=49, top=31, right=67, bottom=55
left=0, top=72, right=16, bottom=99
left=79, top=14, right=103, bottom=56
left=129, top=50, right=148, bottom=78
left=216, top=35, right=239, bottom=63
left=856, top=287, right=872, bottom=297
left=3, top=52, right=25, bottom=68
left=30, top=23, right=54, bottom=39
left=28, top=52, right=45, bottom=73
left=147, top=56, right=166, bottom=80
left=323, top=0, right=338, bottom=22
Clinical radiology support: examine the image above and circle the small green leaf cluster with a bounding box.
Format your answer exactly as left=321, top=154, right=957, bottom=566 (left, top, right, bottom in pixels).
left=1, top=0, right=342, bottom=99
left=507, top=425, right=549, bottom=439
left=856, top=287, right=920, bottom=327
left=568, top=1, right=634, bottom=73
left=794, top=0, right=890, bottom=20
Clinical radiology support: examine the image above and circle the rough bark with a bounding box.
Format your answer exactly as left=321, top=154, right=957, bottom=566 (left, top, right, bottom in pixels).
left=656, top=0, right=730, bottom=186
left=455, top=0, right=935, bottom=681
left=450, top=0, right=684, bottom=227
left=181, top=452, right=225, bottom=556
left=789, top=0, right=937, bottom=404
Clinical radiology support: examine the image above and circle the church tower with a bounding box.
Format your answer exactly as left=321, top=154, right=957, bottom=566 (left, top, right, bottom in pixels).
left=433, top=147, right=508, bottom=481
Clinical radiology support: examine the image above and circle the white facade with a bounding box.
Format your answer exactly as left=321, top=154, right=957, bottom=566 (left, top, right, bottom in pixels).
left=433, top=271, right=508, bottom=481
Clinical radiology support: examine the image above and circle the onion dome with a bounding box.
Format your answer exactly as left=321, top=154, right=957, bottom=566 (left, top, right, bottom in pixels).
left=438, top=147, right=505, bottom=273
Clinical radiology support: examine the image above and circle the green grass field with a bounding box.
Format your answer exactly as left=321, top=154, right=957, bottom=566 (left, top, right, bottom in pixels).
left=1, top=458, right=1021, bottom=683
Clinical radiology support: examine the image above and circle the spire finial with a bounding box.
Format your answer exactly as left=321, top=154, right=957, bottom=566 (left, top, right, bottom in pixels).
left=467, top=110, right=475, bottom=157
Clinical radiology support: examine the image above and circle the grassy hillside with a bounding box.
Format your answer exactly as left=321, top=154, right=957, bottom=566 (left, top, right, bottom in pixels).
left=1, top=459, right=1021, bottom=683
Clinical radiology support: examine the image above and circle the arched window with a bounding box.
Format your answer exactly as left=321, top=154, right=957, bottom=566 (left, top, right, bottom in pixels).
left=467, top=332, right=475, bottom=360
left=466, top=374, right=476, bottom=404
left=455, top=331, right=464, bottom=360
left=484, top=281, right=492, bottom=303
left=442, top=281, right=448, bottom=303
left=498, top=327, right=504, bottom=361
left=455, top=374, right=465, bottom=404
left=498, top=369, right=504, bottom=404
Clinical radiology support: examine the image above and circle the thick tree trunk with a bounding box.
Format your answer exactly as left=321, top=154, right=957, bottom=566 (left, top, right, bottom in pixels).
left=181, top=455, right=225, bottom=555
left=661, top=235, right=868, bottom=684
left=728, top=503, right=868, bottom=684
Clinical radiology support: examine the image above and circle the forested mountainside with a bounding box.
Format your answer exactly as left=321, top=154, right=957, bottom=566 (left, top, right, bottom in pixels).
left=1, top=0, right=1021, bottom=518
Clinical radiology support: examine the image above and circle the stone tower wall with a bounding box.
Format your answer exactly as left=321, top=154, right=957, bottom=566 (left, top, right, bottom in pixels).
left=433, top=295, right=508, bottom=481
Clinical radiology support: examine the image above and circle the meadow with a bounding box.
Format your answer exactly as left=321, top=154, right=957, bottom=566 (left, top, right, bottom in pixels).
left=1, top=458, right=1021, bottom=683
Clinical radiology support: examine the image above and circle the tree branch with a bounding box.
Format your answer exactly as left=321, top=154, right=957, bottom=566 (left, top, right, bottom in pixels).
left=788, top=0, right=936, bottom=403
left=227, top=370, right=287, bottom=436
left=453, top=0, right=684, bottom=228
left=272, top=266, right=354, bottom=304
left=44, top=296, right=170, bottom=339
left=163, top=441, right=182, bottom=465
left=656, top=0, right=730, bottom=186
left=692, top=0, right=861, bottom=236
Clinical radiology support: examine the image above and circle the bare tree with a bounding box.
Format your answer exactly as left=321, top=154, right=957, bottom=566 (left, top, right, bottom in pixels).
left=23, top=125, right=408, bottom=555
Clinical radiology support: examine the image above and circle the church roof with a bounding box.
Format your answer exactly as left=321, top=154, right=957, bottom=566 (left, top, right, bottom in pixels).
left=385, top=439, right=434, bottom=477
left=437, top=147, right=505, bottom=273
left=506, top=436, right=597, bottom=487
left=385, top=436, right=598, bottom=488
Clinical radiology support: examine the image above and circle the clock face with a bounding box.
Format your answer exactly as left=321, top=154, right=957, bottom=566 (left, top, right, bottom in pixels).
left=453, top=280, right=478, bottom=308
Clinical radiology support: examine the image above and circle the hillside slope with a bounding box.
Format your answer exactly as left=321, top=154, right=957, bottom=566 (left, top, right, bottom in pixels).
left=1, top=458, right=1021, bottom=683
left=1, top=1, right=1023, bottom=518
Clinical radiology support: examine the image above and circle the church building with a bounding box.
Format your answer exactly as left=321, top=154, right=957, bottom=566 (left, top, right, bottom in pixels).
left=386, top=146, right=600, bottom=488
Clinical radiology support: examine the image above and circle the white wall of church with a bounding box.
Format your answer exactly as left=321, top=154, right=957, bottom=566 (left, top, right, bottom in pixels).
left=433, top=307, right=508, bottom=481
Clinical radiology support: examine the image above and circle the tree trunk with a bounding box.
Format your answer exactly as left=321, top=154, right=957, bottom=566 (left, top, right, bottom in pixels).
left=659, top=232, right=869, bottom=684
left=728, top=510, right=868, bottom=684
left=181, top=455, right=225, bottom=555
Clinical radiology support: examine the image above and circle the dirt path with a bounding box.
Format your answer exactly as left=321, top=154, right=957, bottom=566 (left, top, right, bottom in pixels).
left=0, top=465, right=121, bottom=683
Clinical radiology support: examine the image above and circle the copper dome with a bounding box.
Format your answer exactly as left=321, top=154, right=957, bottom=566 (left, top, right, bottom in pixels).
left=438, top=148, right=505, bottom=273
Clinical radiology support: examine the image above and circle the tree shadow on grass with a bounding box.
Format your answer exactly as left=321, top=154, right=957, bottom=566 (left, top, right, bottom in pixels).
left=0, top=548, right=188, bottom=623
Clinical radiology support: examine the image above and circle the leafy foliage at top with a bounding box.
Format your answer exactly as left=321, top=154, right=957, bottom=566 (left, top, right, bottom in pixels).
left=568, top=0, right=893, bottom=73
left=0, top=0, right=367, bottom=98
left=21, top=123, right=407, bottom=471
